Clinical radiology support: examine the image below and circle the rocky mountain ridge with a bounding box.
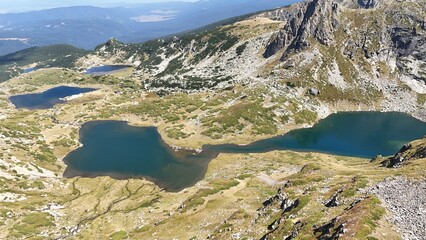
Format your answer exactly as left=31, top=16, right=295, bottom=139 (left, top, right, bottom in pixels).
left=74, top=0, right=426, bottom=122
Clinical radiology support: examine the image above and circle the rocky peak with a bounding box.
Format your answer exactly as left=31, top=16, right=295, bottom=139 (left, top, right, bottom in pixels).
left=263, top=0, right=340, bottom=60
left=106, top=38, right=119, bottom=46
left=95, top=38, right=124, bottom=51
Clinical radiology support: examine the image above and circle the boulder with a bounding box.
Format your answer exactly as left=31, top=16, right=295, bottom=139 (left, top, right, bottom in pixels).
left=370, top=155, right=383, bottom=162
left=308, top=88, right=320, bottom=96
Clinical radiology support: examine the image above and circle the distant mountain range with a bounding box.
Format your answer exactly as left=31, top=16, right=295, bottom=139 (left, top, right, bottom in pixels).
left=0, top=0, right=297, bottom=55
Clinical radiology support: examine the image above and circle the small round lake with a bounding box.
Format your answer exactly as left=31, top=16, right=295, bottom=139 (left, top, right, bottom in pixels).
left=84, top=65, right=131, bottom=75
left=9, top=86, right=96, bottom=110
left=63, top=112, right=426, bottom=191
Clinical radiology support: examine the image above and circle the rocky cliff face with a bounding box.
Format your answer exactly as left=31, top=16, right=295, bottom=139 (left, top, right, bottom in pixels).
left=262, top=0, right=426, bottom=91
left=262, top=0, right=339, bottom=59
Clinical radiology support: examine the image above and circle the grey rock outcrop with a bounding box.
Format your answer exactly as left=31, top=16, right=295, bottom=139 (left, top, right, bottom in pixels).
left=260, top=183, right=290, bottom=210
left=324, top=190, right=342, bottom=207
left=284, top=221, right=305, bottom=240
left=381, top=140, right=426, bottom=167
left=313, top=217, right=346, bottom=240
left=357, top=0, right=379, bottom=9
left=263, top=0, right=339, bottom=60
left=281, top=198, right=300, bottom=213
left=391, top=25, right=426, bottom=83
left=258, top=182, right=305, bottom=239
left=262, top=220, right=305, bottom=240
left=267, top=218, right=283, bottom=231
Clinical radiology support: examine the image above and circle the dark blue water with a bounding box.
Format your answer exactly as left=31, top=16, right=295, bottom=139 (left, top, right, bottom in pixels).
left=208, top=112, right=425, bottom=158
left=64, top=121, right=211, bottom=191
left=9, top=86, right=96, bottom=110
left=84, top=65, right=131, bottom=75
left=63, top=112, right=426, bottom=191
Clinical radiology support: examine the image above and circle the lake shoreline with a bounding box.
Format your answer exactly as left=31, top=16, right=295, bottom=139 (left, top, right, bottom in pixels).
left=9, top=86, right=97, bottom=110
left=63, top=111, right=426, bottom=192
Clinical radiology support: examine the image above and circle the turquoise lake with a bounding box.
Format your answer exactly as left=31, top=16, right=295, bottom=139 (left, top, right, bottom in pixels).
left=63, top=112, right=426, bottom=191
left=9, top=86, right=96, bottom=110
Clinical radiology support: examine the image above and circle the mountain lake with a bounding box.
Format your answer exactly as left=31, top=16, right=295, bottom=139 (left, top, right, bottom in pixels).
left=63, top=112, right=426, bottom=191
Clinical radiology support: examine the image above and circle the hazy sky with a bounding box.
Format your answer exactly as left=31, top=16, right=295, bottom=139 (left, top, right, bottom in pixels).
left=0, top=0, right=197, bottom=13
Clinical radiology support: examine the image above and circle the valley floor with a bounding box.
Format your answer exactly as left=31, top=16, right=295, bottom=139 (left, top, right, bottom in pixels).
left=0, top=68, right=425, bottom=239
